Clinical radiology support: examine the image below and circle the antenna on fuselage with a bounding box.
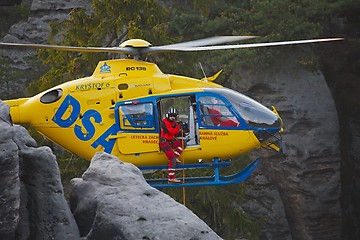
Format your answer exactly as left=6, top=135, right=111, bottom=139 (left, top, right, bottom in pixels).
left=199, top=62, right=208, bottom=82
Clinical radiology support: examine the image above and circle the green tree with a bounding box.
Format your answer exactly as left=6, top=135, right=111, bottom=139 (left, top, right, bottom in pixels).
left=31, top=0, right=172, bottom=94
left=0, top=56, right=10, bottom=99
left=166, top=0, right=345, bottom=84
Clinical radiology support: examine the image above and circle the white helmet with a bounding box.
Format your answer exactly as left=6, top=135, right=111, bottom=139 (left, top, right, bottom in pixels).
left=167, top=107, right=178, bottom=118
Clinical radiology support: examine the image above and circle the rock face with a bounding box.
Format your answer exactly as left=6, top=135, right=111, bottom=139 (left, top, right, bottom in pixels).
left=70, top=152, right=221, bottom=240
left=0, top=0, right=91, bottom=98
left=2, top=0, right=90, bottom=50
left=319, top=41, right=360, bottom=240
left=0, top=100, right=80, bottom=239
left=0, top=101, right=21, bottom=240
left=230, top=53, right=341, bottom=239
left=242, top=174, right=291, bottom=239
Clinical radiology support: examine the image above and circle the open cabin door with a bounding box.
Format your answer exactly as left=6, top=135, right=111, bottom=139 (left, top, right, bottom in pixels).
left=114, top=94, right=199, bottom=156
left=158, top=95, right=200, bottom=147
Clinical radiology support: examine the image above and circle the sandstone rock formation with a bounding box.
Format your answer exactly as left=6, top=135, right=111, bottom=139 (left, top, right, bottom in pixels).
left=0, top=100, right=80, bottom=239
left=70, top=152, right=221, bottom=240
left=2, top=0, right=90, bottom=53
left=230, top=54, right=341, bottom=239
left=0, top=0, right=91, bottom=98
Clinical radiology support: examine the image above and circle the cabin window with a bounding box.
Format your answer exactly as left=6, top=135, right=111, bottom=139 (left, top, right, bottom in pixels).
left=198, top=96, right=239, bottom=127
left=40, top=89, right=63, bottom=104
left=206, top=88, right=281, bottom=128
left=118, top=102, right=155, bottom=130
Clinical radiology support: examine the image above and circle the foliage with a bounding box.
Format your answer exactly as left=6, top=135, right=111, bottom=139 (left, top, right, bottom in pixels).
left=32, top=0, right=173, bottom=94
left=56, top=152, right=89, bottom=186
left=0, top=56, right=28, bottom=99
left=0, top=56, right=12, bottom=99
left=32, top=0, right=348, bottom=91
left=166, top=0, right=346, bottom=83
left=0, top=54, right=49, bottom=98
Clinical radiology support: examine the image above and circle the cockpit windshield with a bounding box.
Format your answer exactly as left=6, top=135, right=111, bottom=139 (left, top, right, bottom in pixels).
left=205, top=88, right=282, bottom=129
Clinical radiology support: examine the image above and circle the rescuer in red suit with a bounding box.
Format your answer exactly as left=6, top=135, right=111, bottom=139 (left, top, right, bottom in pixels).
left=160, top=107, right=183, bottom=183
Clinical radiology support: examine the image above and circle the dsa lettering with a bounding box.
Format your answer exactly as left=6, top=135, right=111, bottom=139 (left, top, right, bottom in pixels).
left=52, top=94, right=116, bottom=153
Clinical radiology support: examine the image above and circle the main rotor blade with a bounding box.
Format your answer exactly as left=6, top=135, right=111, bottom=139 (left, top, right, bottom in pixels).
left=0, top=42, right=135, bottom=55
left=0, top=37, right=343, bottom=56
left=161, top=36, right=257, bottom=48
left=149, top=38, right=344, bottom=53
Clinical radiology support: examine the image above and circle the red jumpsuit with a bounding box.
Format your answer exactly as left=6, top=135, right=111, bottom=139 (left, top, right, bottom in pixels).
left=208, top=108, right=239, bottom=127
left=159, top=117, right=183, bottom=181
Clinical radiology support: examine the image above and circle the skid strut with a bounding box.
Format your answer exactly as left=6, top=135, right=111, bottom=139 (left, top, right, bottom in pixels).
left=140, top=157, right=260, bottom=188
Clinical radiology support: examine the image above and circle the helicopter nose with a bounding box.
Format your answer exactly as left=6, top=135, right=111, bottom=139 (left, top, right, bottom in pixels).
left=252, top=125, right=284, bottom=153
left=253, top=108, right=284, bottom=153
left=253, top=128, right=281, bottom=143
left=253, top=109, right=283, bottom=141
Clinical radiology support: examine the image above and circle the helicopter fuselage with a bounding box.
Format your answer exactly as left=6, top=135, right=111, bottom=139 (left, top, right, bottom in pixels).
left=6, top=59, right=283, bottom=166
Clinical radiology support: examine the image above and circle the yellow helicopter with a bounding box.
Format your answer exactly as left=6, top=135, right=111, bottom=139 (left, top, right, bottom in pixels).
left=1, top=36, right=342, bottom=187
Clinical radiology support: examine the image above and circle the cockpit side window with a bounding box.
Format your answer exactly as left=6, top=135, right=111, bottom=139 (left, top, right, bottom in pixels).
left=198, top=96, right=239, bottom=127
left=118, top=102, right=155, bottom=130
left=203, top=88, right=282, bottom=129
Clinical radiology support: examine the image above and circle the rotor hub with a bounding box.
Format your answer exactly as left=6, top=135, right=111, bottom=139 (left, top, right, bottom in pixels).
left=119, top=39, right=152, bottom=48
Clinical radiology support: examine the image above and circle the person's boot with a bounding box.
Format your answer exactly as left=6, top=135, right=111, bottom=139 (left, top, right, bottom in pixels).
left=168, top=178, right=181, bottom=183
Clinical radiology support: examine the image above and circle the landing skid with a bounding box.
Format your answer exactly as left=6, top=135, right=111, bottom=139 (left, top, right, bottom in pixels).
left=140, top=157, right=260, bottom=188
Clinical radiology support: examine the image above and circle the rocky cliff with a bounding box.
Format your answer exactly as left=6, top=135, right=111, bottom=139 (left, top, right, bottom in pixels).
left=229, top=55, right=341, bottom=239
left=70, top=152, right=221, bottom=240
left=0, top=0, right=91, bottom=98
left=0, top=100, right=80, bottom=239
